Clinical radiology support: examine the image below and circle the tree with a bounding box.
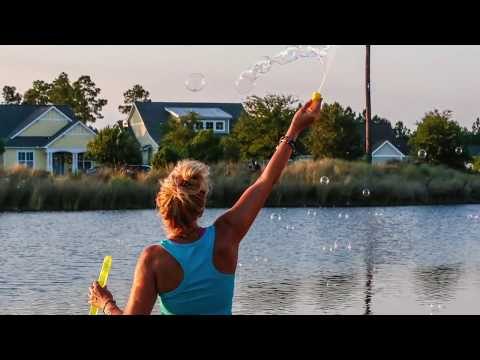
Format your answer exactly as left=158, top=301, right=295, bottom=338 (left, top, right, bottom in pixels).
left=393, top=121, right=411, bottom=142
left=23, top=80, right=51, bottom=105
left=189, top=130, right=223, bottom=163
left=151, top=145, right=181, bottom=168
left=2, top=86, right=22, bottom=104
left=118, top=85, right=151, bottom=114
left=151, top=112, right=198, bottom=169
left=158, top=112, right=199, bottom=159
left=220, top=136, right=241, bottom=162
left=86, top=125, right=142, bottom=168
left=22, top=72, right=107, bottom=124
left=306, top=102, right=363, bottom=160
left=231, top=95, right=301, bottom=160
left=409, top=109, right=470, bottom=168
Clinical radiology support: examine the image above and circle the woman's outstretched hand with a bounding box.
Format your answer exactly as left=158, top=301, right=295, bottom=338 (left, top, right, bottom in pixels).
left=88, top=281, right=113, bottom=309
left=288, top=98, right=323, bottom=138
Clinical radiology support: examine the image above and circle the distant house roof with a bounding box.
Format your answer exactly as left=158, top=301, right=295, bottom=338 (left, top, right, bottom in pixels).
left=372, top=140, right=406, bottom=157
left=0, top=105, right=79, bottom=140
left=134, top=101, right=244, bottom=142
left=357, top=120, right=409, bottom=155
left=164, top=107, right=233, bottom=119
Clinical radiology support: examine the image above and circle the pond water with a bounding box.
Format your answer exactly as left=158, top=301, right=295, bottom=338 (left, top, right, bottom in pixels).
left=1, top=205, right=480, bottom=315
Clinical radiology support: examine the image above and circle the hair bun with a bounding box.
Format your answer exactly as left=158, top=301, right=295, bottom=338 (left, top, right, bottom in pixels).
left=156, top=160, right=210, bottom=230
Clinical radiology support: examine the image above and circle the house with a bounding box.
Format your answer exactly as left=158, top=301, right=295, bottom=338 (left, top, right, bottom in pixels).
left=357, top=118, right=409, bottom=164
left=126, top=101, right=244, bottom=164
left=0, top=105, right=97, bottom=175
left=371, top=140, right=407, bottom=164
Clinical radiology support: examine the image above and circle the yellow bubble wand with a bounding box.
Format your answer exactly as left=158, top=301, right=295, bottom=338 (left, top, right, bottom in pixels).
left=89, top=255, right=112, bottom=315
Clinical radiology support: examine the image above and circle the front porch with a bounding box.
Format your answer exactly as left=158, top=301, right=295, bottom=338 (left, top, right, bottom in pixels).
left=46, top=149, right=93, bottom=175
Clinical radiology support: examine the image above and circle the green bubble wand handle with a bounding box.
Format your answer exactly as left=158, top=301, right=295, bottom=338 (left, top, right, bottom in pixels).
left=89, top=255, right=112, bottom=315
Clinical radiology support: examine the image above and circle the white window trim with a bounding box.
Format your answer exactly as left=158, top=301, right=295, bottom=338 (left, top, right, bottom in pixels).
left=16, top=150, right=35, bottom=168
left=214, top=120, right=226, bottom=133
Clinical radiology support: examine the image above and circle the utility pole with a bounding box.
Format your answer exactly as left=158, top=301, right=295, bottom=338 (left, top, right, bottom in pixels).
left=365, top=45, right=372, bottom=159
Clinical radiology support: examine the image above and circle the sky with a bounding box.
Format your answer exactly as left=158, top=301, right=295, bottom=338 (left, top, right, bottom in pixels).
left=1, top=45, right=479, bottom=130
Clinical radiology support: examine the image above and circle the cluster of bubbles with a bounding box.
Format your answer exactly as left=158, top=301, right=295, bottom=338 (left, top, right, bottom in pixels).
left=322, top=240, right=352, bottom=252
left=428, top=304, right=444, bottom=315
left=338, top=213, right=350, bottom=219
left=285, top=224, right=296, bottom=230
left=235, top=45, right=335, bottom=94
left=306, top=209, right=317, bottom=216
left=467, top=214, right=480, bottom=220
left=418, top=146, right=465, bottom=160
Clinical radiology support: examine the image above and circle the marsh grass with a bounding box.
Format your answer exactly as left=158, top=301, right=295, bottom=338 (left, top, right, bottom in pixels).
left=1, top=159, right=480, bottom=211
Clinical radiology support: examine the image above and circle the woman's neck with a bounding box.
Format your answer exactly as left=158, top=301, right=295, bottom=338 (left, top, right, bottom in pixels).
left=167, top=224, right=204, bottom=244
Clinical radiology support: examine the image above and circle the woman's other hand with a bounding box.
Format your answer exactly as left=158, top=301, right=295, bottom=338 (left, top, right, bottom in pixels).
left=88, top=281, right=113, bottom=309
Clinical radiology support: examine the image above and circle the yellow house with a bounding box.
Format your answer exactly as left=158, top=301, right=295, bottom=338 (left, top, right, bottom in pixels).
left=0, top=105, right=97, bottom=175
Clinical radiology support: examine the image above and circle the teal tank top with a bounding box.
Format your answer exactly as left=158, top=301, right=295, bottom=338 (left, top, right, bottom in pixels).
left=158, top=225, right=235, bottom=315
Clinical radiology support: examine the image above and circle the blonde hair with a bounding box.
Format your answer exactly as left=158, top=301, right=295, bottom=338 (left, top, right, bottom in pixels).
left=156, top=160, right=210, bottom=234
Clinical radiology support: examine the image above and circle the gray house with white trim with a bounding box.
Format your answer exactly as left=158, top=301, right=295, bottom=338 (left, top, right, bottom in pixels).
left=126, top=101, right=244, bottom=164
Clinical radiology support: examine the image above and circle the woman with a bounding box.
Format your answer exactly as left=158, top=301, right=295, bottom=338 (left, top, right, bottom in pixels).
left=88, top=97, right=322, bottom=315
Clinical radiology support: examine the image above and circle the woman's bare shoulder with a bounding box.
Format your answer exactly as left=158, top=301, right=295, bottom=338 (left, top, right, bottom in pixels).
left=139, top=244, right=177, bottom=268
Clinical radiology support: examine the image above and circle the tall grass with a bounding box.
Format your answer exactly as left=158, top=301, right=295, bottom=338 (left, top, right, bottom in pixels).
left=1, top=160, right=480, bottom=211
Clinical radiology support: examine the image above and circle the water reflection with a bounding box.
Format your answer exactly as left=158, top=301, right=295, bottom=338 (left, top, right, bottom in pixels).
left=413, top=263, right=464, bottom=303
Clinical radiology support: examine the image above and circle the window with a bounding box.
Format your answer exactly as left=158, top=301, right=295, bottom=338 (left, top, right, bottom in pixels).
left=196, top=122, right=204, bottom=130
left=77, top=153, right=93, bottom=172
left=18, top=151, right=34, bottom=168
left=215, top=121, right=224, bottom=131
left=205, top=122, right=214, bottom=130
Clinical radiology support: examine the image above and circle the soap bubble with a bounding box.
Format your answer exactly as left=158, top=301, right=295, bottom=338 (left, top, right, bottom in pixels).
left=455, top=146, right=463, bottom=155
left=322, top=246, right=326, bottom=251
left=362, top=189, right=371, bottom=198
left=185, top=73, right=206, bottom=92
left=270, top=213, right=277, bottom=220
left=418, top=149, right=427, bottom=159
left=344, top=214, right=349, bottom=219
left=347, top=243, right=352, bottom=251
left=252, top=56, right=272, bottom=74
left=235, top=72, right=256, bottom=94
left=338, top=213, right=343, bottom=218
left=271, top=46, right=299, bottom=65
left=320, top=176, right=330, bottom=185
